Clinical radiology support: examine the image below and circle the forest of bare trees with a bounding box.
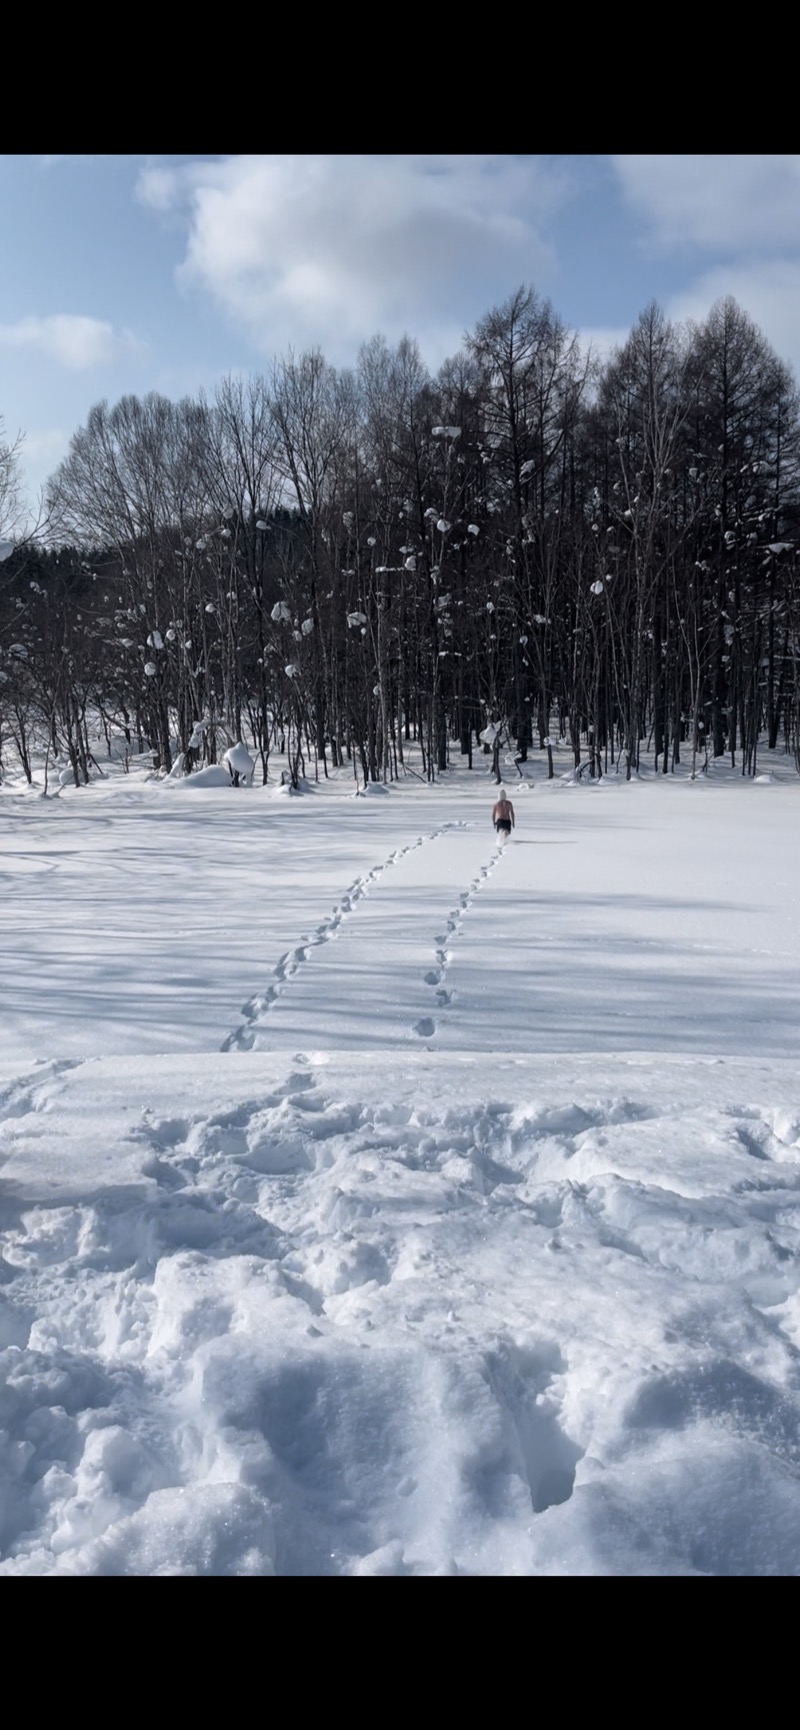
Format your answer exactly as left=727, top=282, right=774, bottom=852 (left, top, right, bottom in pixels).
left=2, top=288, right=800, bottom=789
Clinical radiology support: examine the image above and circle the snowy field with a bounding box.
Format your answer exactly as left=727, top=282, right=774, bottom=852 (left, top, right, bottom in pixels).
left=2, top=745, right=800, bottom=1575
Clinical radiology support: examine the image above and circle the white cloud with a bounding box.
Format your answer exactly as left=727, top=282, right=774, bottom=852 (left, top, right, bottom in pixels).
left=581, top=284, right=800, bottom=394
left=0, top=314, right=143, bottom=370
left=135, top=155, right=573, bottom=369
left=610, top=154, right=800, bottom=252
left=576, top=324, right=631, bottom=371
left=23, top=426, right=72, bottom=467
left=666, top=259, right=800, bottom=382
left=1, top=426, right=72, bottom=521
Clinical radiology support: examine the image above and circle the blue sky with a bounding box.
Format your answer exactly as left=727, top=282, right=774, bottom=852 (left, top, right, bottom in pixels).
left=3, top=153, right=800, bottom=527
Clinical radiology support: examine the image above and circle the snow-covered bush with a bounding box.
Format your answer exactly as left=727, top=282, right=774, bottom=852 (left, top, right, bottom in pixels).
left=223, top=742, right=255, bottom=787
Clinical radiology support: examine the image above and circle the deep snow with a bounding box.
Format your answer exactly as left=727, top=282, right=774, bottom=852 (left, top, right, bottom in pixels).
left=1, top=744, right=800, bottom=1575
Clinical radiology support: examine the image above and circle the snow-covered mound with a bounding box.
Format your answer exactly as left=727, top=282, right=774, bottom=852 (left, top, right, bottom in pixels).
left=170, top=765, right=232, bottom=788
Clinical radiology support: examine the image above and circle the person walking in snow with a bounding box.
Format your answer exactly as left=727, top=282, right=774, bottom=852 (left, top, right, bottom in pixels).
left=492, top=786, right=515, bottom=841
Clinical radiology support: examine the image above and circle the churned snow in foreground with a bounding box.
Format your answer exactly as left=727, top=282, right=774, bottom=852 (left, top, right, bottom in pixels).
left=1, top=748, right=800, bottom=1575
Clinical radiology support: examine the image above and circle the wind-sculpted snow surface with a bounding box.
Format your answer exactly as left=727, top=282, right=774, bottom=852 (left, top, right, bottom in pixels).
left=2, top=761, right=800, bottom=1573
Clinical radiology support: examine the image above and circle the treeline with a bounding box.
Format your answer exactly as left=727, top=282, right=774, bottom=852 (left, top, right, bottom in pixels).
left=2, top=287, right=800, bottom=788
